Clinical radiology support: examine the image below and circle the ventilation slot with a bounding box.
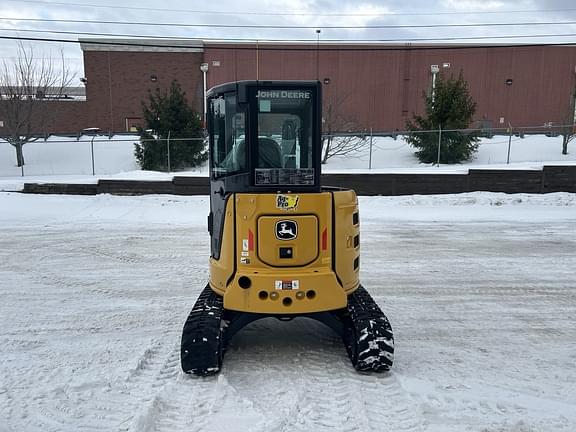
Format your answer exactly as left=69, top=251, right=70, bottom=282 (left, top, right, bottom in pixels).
left=353, top=235, right=359, bottom=248
left=352, top=212, right=359, bottom=225
left=353, top=256, right=359, bottom=270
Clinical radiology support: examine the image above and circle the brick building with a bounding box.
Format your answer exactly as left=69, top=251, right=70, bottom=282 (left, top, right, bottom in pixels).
left=5, top=39, right=576, bottom=135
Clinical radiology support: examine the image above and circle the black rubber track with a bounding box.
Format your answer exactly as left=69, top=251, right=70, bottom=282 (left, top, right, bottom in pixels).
left=180, top=285, right=225, bottom=376
left=345, top=285, right=394, bottom=372
left=181, top=285, right=393, bottom=374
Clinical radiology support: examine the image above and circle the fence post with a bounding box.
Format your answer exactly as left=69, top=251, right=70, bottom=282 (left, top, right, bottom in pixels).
left=167, top=130, right=171, bottom=172
left=369, top=128, right=373, bottom=170
left=436, top=125, right=442, bottom=167
left=90, top=135, right=95, bottom=176
left=506, top=123, right=512, bottom=164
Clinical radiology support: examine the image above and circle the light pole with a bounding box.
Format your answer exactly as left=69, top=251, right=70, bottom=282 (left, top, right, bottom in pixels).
left=82, top=127, right=100, bottom=175
left=507, top=122, right=513, bottom=164
left=573, top=66, right=576, bottom=125
left=167, top=130, right=171, bottom=172
left=200, top=62, right=209, bottom=127
left=430, top=64, right=439, bottom=104
left=436, top=124, right=442, bottom=167
left=431, top=65, right=441, bottom=167
left=316, top=29, right=321, bottom=81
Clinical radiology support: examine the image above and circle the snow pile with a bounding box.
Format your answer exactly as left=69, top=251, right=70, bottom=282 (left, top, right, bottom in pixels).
left=0, top=191, right=573, bottom=229
left=360, top=192, right=576, bottom=222
left=0, top=192, right=209, bottom=227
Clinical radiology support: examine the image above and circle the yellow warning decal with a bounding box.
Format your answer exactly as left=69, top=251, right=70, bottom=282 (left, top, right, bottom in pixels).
left=276, top=194, right=299, bottom=211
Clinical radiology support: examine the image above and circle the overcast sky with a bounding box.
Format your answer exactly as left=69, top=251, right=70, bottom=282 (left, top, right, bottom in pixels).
left=0, top=0, right=575, bottom=80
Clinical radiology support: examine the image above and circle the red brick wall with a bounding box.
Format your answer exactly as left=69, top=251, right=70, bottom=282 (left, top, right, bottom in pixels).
left=204, top=44, right=576, bottom=132
left=5, top=43, right=576, bottom=136
left=0, top=100, right=90, bottom=136
left=42, top=100, right=92, bottom=133
left=83, top=51, right=204, bottom=133
left=1, top=50, right=205, bottom=135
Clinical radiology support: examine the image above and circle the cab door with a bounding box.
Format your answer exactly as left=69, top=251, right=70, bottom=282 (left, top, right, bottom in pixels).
left=208, top=92, right=246, bottom=259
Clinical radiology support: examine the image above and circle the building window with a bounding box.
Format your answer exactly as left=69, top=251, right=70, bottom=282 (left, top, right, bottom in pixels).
left=125, top=117, right=142, bottom=132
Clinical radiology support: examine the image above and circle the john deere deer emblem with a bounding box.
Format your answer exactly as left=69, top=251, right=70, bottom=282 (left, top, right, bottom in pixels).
left=275, top=220, right=298, bottom=240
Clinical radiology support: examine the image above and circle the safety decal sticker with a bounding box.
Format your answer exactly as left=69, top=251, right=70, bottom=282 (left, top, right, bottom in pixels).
left=276, top=194, right=299, bottom=211
left=274, top=280, right=300, bottom=290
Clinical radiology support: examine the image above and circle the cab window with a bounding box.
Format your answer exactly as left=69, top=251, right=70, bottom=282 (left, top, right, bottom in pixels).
left=210, top=93, right=246, bottom=178
left=256, top=89, right=313, bottom=170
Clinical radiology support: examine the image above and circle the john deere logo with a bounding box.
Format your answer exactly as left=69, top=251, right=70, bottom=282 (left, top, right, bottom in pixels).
left=275, top=220, right=297, bottom=240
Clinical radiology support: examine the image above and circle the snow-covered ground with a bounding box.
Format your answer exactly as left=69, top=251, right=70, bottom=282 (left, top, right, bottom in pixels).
left=1, top=191, right=575, bottom=431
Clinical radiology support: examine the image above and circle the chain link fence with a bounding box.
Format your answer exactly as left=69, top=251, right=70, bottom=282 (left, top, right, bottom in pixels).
left=0, top=134, right=207, bottom=177
left=322, top=124, right=575, bottom=169
left=1, top=125, right=575, bottom=177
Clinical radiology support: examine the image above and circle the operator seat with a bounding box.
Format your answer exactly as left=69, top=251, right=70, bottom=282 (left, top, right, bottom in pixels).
left=236, top=137, right=282, bottom=169
left=257, top=137, right=282, bottom=168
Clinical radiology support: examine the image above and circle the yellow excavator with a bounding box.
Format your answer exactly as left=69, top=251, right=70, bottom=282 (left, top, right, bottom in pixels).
left=181, top=80, right=394, bottom=375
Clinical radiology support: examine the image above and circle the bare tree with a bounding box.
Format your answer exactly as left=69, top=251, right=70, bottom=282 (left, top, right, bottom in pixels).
left=559, top=89, right=576, bottom=155
left=0, top=43, right=74, bottom=167
left=321, top=90, right=368, bottom=164
left=558, top=123, right=575, bottom=156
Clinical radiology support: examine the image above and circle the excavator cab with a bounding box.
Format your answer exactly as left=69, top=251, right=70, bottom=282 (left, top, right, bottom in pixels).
left=181, top=81, right=394, bottom=375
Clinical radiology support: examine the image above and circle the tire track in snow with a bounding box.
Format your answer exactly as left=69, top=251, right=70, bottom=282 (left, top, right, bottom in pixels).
left=0, top=227, right=207, bottom=431
left=287, top=349, right=424, bottom=432
left=0, top=257, right=132, bottom=432
left=424, top=391, right=526, bottom=420
left=67, top=230, right=207, bottom=268
left=222, top=318, right=424, bottom=432
left=412, top=382, right=576, bottom=431
left=15, top=370, right=129, bottom=431
left=69, top=241, right=208, bottom=289
left=27, top=335, right=180, bottom=431
left=0, top=248, right=102, bottom=298
left=121, top=336, right=182, bottom=431
left=125, top=339, right=180, bottom=385
left=289, top=349, right=364, bottom=432
left=216, top=318, right=349, bottom=432
left=0, top=387, right=14, bottom=430
left=134, top=375, right=215, bottom=432
left=359, top=374, right=425, bottom=432
left=73, top=244, right=144, bottom=265
left=132, top=372, right=265, bottom=432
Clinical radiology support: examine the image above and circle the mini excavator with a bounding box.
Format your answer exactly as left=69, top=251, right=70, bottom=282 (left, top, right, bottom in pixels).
left=181, top=81, right=394, bottom=375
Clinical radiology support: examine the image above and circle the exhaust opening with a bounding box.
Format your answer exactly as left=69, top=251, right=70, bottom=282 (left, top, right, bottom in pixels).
left=238, top=276, right=251, bottom=289
left=306, top=290, right=316, bottom=299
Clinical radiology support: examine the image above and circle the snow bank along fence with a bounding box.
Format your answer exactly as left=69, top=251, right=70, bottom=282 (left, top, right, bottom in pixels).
left=22, top=165, right=576, bottom=196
